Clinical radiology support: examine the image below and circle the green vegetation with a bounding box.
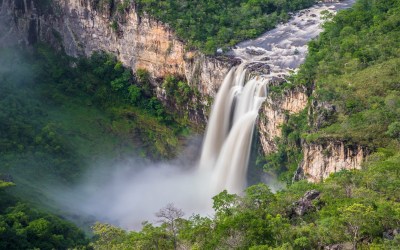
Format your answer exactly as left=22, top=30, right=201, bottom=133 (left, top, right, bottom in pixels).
left=298, top=0, right=400, bottom=146
left=85, top=1, right=400, bottom=248
left=90, top=148, right=400, bottom=249
left=0, top=181, right=89, bottom=249
left=262, top=0, right=400, bottom=182
left=135, top=0, right=316, bottom=54
left=0, top=45, right=188, bottom=174
left=0, top=44, right=190, bottom=239
left=162, top=75, right=204, bottom=124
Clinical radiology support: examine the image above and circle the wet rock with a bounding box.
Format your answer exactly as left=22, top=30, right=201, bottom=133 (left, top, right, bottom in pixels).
left=245, top=48, right=265, bottom=56
left=259, top=56, right=270, bottom=61
left=269, top=76, right=286, bottom=86
left=383, top=228, right=400, bottom=240
left=215, top=55, right=242, bottom=66
left=246, top=62, right=270, bottom=75
left=291, top=190, right=320, bottom=217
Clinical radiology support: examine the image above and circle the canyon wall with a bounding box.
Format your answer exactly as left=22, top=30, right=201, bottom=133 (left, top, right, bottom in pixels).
left=258, top=86, right=368, bottom=183
left=0, top=0, right=234, bottom=100
left=295, top=142, right=367, bottom=182
left=258, top=88, right=308, bottom=154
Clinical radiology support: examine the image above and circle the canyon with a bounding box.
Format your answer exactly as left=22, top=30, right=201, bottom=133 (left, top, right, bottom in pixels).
left=0, top=0, right=365, bottom=183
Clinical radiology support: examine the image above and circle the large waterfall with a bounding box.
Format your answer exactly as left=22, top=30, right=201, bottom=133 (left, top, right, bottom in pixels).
left=199, top=64, right=268, bottom=194
left=52, top=0, right=356, bottom=229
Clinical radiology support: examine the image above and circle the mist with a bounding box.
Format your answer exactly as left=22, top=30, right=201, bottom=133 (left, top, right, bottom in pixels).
left=45, top=138, right=216, bottom=230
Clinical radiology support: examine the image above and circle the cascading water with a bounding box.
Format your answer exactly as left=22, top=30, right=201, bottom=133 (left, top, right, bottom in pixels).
left=198, top=0, right=355, bottom=195
left=199, top=64, right=268, bottom=194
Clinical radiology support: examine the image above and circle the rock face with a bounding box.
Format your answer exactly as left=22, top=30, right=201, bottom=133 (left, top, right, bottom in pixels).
left=296, top=142, right=367, bottom=182
left=258, top=88, right=308, bottom=154
left=0, top=0, right=234, bottom=117
left=257, top=86, right=368, bottom=183
left=291, top=189, right=320, bottom=217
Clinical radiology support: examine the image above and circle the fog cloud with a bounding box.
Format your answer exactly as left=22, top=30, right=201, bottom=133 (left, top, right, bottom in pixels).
left=48, top=139, right=216, bottom=230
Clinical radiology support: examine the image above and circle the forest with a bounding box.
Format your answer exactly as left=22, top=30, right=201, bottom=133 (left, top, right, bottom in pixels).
left=0, top=0, right=399, bottom=249
left=0, top=44, right=193, bottom=249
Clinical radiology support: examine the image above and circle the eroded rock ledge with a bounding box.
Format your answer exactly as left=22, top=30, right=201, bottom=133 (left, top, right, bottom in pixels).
left=258, top=87, right=308, bottom=154
left=257, top=85, right=369, bottom=183
left=294, top=142, right=368, bottom=182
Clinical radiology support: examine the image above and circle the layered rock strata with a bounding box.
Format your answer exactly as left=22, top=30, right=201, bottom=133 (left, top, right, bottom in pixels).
left=295, top=142, right=367, bottom=182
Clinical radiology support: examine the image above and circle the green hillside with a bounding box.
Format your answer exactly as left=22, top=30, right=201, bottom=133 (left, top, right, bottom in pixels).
left=264, top=0, right=400, bottom=182
left=0, top=45, right=190, bottom=248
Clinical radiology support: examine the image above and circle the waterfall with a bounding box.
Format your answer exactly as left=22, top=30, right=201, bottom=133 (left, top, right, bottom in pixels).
left=199, top=64, right=267, bottom=194
left=197, top=0, right=356, bottom=194
left=198, top=65, right=247, bottom=171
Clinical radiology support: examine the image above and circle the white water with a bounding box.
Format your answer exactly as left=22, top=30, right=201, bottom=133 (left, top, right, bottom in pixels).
left=230, top=0, right=355, bottom=77
left=197, top=0, right=356, bottom=195
left=199, top=65, right=268, bottom=194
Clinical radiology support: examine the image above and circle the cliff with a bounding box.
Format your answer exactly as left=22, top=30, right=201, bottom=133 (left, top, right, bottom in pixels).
left=258, top=88, right=308, bottom=154
left=0, top=0, right=235, bottom=121
left=1, top=0, right=367, bottom=182
left=295, top=142, right=367, bottom=182
left=258, top=85, right=368, bottom=183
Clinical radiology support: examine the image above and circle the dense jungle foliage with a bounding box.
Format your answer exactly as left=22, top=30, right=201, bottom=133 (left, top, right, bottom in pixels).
left=134, top=0, right=316, bottom=54
left=0, top=182, right=89, bottom=249
left=90, top=149, right=400, bottom=249
left=0, top=45, right=192, bottom=248
left=264, top=0, right=400, bottom=182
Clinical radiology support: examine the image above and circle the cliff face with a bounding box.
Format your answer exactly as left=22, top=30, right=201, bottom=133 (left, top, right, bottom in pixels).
left=0, top=0, right=233, bottom=115
left=258, top=88, right=308, bottom=154
left=296, top=142, right=367, bottom=182
left=258, top=86, right=368, bottom=183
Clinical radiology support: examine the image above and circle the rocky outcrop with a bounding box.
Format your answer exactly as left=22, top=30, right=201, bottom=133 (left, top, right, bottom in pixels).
left=291, top=189, right=320, bottom=217
left=296, top=142, right=367, bottom=182
left=258, top=88, right=308, bottom=154
left=257, top=84, right=369, bottom=183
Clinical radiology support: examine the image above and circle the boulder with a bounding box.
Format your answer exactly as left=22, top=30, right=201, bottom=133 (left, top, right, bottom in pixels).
left=245, top=48, right=265, bottom=56
left=292, top=190, right=320, bottom=216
